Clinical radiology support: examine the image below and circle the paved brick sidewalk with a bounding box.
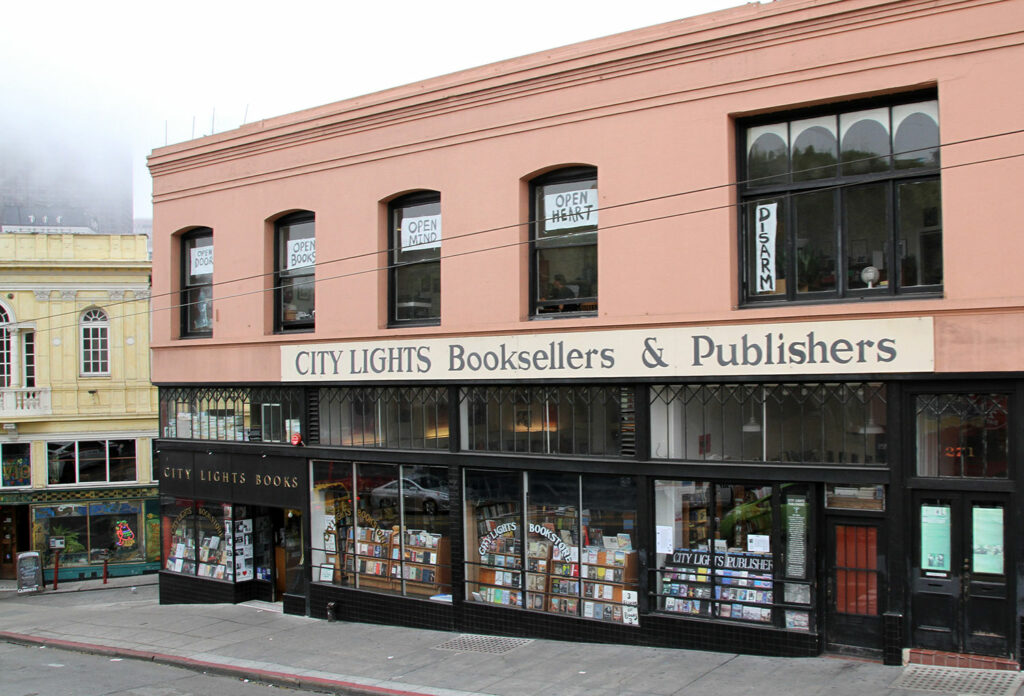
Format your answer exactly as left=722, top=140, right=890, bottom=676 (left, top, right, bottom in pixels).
left=0, top=579, right=1018, bottom=696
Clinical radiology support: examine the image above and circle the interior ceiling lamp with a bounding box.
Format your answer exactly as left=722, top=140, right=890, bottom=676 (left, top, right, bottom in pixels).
left=858, top=416, right=885, bottom=435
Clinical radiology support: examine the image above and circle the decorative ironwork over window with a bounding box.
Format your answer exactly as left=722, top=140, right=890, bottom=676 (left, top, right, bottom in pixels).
left=318, top=386, right=450, bottom=450
left=651, top=383, right=886, bottom=465
left=159, top=386, right=305, bottom=443
left=460, top=385, right=634, bottom=457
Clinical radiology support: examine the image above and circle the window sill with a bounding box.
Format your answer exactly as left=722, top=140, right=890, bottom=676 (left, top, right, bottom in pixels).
left=741, top=289, right=942, bottom=309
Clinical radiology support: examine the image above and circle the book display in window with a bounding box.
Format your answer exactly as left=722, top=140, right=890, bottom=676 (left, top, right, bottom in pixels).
left=401, top=529, right=450, bottom=596
left=663, top=548, right=774, bottom=623
left=352, top=526, right=396, bottom=590
left=468, top=504, right=522, bottom=607
left=233, top=518, right=254, bottom=581
left=580, top=543, right=639, bottom=624
left=165, top=532, right=196, bottom=574
left=525, top=510, right=639, bottom=624
left=197, top=533, right=232, bottom=580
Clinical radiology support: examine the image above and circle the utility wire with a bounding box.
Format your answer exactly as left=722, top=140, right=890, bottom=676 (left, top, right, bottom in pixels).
left=9, top=128, right=1024, bottom=336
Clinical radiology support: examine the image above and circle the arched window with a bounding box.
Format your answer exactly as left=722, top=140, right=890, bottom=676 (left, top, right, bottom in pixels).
left=275, top=212, right=315, bottom=332
left=740, top=93, right=941, bottom=303
left=0, top=306, right=10, bottom=388
left=181, top=227, right=213, bottom=337
left=80, top=308, right=110, bottom=375
left=389, top=191, right=441, bottom=326
left=530, top=167, right=598, bottom=316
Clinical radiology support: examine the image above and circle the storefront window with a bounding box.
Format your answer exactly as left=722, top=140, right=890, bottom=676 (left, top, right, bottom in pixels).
left=466, top=470, right=640, bottom=625
left=465, top=469, right=523, bottom=607
left=461, top=385, right=635, bottom=457
left=88, top=501, right=144, bottom=563
left=33, top=501, right=150, bottom=569
left=162, top=497, right=235, bottom=580
left=310, top=460, right=451, bottom=598
left=159, top=386, right=304, bottom=443
left=526, top=471, right=579, bottom=615
left=654, top=481, right=810, bottom=630
left=915, top=394, right=1008, bottom=477
left=33, top=504, right=90, bottom=566
left=1, top=443, right=30, bottom=487
left=651, top=383, right=886, bottom=465
left=319, top=387, right=450, bottom=449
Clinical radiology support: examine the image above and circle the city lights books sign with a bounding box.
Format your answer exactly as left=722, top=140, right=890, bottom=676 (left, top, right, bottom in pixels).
left=282, top=317, right=934, bottom=382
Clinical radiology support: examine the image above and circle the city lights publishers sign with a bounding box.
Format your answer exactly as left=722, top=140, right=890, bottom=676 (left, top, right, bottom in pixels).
left=281, top=317, right=934, bottom=382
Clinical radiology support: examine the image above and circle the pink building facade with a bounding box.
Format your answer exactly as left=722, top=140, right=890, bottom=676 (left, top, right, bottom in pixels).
left=150, top=0, right=1024, bottom=662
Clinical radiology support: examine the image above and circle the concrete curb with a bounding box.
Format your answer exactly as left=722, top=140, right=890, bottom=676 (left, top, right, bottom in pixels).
left=0, top=631, right=434, bottom=696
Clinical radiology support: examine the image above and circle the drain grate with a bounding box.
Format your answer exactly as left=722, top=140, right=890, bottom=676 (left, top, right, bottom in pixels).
left=434, top=634, right=533, bottom=654
left=892, top=665, right=1022, bottom=696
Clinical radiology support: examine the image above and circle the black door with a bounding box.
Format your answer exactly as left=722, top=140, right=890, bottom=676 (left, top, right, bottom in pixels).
left=911, top=492, right=1011, bottom=656
left=826, top=518, right=884, bottom=654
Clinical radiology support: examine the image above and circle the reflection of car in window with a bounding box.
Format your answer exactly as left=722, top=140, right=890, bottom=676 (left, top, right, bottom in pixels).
left=370, top=478, right=450, bottom=514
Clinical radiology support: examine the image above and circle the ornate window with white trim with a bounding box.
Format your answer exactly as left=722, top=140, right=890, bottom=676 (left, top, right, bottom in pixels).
left=80, top=308, right=110, bottom=375
left=0, top=306, right=10, bottom=387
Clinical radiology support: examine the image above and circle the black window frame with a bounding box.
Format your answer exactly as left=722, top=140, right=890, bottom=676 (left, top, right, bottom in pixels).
left=530, top=166, right=599, bottom=318
left=388, top=191, right=441, bottom=327
left=180, top=227, right=214, bottom=338
left=738, top=90, right=942, bottom=306
left=274, top=211, right=316, bottom=333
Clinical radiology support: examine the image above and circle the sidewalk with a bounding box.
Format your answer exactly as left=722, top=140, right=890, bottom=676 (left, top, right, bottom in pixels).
left=0, top=579, right=1021, bottom=696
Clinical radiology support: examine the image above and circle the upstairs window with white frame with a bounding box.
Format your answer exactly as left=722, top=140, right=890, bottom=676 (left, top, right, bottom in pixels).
left=47, top=440, right=137, bottom=485
left=80, top=308, right=110, bottom=375
left=22, top=331, right=35, bottom=388
left=0, top=306, right=10, bottom=387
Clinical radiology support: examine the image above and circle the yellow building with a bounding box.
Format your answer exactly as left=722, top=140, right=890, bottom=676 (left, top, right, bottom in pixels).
left=0, top=232, right=159, bottom=581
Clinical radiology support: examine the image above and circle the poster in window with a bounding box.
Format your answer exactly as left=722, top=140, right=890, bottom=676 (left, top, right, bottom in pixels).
left=544, top=189, right=598, bottom=231
left=920, top=505, right=951, bottom=573
left=400, top=214, right=442, bottom=252
left=754, top=202, right=777, bottom=293
left=972, top=506, right=1004, bottom=575
left=285, top=238, right=316, bottom=271
left=190, top=245, right=213, bottom=278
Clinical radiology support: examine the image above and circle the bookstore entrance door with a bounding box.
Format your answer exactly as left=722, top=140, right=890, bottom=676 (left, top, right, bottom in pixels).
left=272, top=508, right=304, bottom=601
left=910, top=491, right=1012, bottom=657
left=825, top=518, right=884, bottom=655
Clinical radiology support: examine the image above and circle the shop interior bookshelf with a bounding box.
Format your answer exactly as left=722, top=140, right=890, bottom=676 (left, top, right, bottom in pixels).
left=322, top=526, right=450, bottom=596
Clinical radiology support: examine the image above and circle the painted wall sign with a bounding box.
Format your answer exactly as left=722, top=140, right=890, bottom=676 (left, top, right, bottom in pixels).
left=755, top=203, right=777, bottom=293
left=285, top=238, right=316, bottom=270
left=544, top=188, right=598, bottom=231
left=190, top=245, right=213, bottom=277
left=281, top=317, right=934, bottom=382
left=401, top=214, right=442, bottom=251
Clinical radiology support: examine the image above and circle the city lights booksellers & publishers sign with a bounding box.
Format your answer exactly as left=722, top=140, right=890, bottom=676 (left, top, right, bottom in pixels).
left=281, top=317, right=934, bottom=382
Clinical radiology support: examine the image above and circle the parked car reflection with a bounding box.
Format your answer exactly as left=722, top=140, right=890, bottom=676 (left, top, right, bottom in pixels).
left=370, top=477, right=450, bottom=515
